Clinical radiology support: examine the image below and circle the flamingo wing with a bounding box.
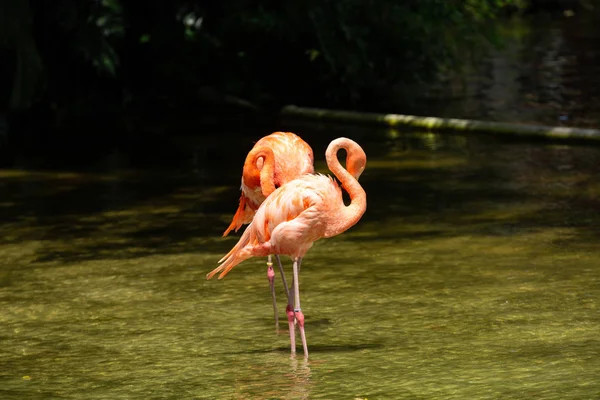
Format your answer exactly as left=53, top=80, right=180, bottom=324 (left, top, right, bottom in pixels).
left=208, top=175, right=338, bottom=280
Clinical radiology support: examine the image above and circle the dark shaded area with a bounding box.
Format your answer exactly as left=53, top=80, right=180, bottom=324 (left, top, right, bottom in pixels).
left=5, top=0, right=595, bottom=164
left=2, top=124, right=600, bottom=268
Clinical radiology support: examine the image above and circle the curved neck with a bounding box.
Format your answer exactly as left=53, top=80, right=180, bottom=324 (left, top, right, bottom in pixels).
left=324, top=138, right=367, bottom=237
left=243, top=147, right=276, bottom=197
left=346, top=146, right=365, bottom=180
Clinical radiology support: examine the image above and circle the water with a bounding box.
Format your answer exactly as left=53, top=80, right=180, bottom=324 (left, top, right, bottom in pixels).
left=420, top=7, right=600, bottom=129
left=1, top=124, right=599, bottom=399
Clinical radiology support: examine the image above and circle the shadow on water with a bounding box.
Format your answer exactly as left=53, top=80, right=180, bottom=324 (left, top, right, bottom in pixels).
left=223, top=342, right=383, bottom=356
left=3, top=122, right=600, bottom=266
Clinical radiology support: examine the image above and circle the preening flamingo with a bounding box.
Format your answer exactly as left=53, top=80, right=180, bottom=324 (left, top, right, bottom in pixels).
left=223, top=131, right=314, bottom=329
left=208, top=137, right=367, bottom=358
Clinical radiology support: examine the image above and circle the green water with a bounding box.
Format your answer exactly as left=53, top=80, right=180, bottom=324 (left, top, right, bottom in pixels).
left=1, top=128, right=599, bottom=399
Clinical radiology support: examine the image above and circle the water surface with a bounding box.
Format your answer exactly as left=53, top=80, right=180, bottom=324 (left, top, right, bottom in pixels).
left=421, top=7, right=600, bottom=129
left=1, top=127, right=599, bottom=399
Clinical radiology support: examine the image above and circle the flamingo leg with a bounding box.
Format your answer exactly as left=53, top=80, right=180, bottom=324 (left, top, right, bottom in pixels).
left=275, top=254, right=290, bottom=301
left=286, top=304, right=296, bottom=355
left=292, top=257, right=308, bottom=358
left=267, top=255, right=279, bottom=330
left=286, top=261, right=298, bottom=354
left=287, top=264, right=296, bottom=354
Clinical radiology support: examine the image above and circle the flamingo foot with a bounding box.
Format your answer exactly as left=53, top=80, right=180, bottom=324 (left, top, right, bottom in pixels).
left=286, top=304, right=296, bottom=354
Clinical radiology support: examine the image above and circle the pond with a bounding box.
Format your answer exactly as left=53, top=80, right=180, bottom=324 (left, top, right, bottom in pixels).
left=1, top=122, right=599, bottom=399
left=418, top=6, right=600, bottom=129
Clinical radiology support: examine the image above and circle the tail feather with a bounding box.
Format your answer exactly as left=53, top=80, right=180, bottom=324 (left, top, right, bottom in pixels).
left=223, top=195, right=249, bottom=237
left=209, top=223, right=255, bottom=280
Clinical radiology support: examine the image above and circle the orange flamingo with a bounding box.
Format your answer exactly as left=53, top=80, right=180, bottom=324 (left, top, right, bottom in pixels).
left=223, top=131, right=314, bottom=329
left=208, top=137, right=367, bottom=358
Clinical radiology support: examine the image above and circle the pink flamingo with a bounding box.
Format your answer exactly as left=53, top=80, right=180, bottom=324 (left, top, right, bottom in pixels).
left=223, top=132, right=314, bottom=329
left=208, top=137, right=367, bottom=358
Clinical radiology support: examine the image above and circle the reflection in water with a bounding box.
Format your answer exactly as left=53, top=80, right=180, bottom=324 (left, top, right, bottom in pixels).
left=230, top=357, right=312, bottom=400
left=287, top=358, right=312, bottom=400
left=423, top=7, right=600, bottom=128
left=1, top=125, right=600, bottom=399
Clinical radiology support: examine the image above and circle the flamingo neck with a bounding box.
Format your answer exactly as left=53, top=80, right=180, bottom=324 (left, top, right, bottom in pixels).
left=243, top=147, right=276, bottom=197
left=324, top=138, right=367, bottom=238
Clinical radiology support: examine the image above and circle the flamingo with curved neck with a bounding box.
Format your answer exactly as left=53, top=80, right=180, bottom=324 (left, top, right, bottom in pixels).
left=224, top=132, right=314, bottom=236
left=208, top=137, right=367, bottom=358
left=242, top=147, right=277, bottom=197
left=222, top=131, right=313, bottom=331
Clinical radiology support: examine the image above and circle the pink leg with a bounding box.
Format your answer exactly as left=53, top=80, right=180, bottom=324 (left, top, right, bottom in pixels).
left=275, top=255, right=290, bottom=301
left=286, top=304, right=296, bottom=354
left=267, top=255, right=278, bottom=330
left=295, top=309, right=307, bottom=358
left=292, top=257, right=308, bottom=358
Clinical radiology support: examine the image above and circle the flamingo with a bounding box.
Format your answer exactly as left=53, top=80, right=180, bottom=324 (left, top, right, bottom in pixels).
left=208, top=137, right=367, bottom=358
left=223, top=131, right=314, bottom=329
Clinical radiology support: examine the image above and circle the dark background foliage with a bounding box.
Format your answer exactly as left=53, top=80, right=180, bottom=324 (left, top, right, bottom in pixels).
left=0, top=0, right=591, bottom=151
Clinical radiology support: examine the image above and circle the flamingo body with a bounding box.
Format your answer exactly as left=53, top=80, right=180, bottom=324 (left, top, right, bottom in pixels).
left=223, top=132, right=314, bottom=237
left=211, top=174, right=341, bottom=279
